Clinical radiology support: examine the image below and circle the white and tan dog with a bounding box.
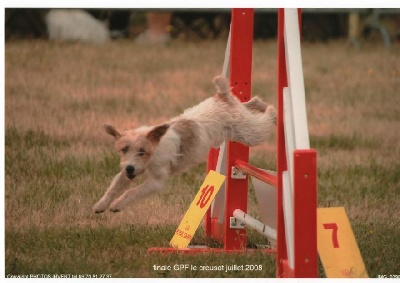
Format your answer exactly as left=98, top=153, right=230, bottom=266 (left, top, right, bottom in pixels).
left=93, top=75, right=276, bottom=213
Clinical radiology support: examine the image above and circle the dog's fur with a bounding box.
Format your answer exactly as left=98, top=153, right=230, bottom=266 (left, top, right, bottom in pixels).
left=93, top=75, right=276, bottom=213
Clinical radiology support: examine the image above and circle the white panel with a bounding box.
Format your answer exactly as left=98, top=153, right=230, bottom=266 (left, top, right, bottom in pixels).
left=283, top=171, right=294, bottom=269
left=221, top=25, right=231, bottom=78
left=283, top=87, right=295, bottom=195
left=284, top=9, right=310, bottom=149
left=252, top=170, right=277, bottom=230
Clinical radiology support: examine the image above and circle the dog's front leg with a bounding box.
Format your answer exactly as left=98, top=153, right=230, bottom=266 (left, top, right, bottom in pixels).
left=93, top=172, right=131, bottom=213
left=109, top=179, right=164, bottom=212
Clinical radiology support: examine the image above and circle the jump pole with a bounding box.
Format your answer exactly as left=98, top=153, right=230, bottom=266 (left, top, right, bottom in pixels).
left=205, top=8, right=254, bottom=250
left=223, top=8, right=254, bottom=251
left=277, top=8, right=318, bottom=277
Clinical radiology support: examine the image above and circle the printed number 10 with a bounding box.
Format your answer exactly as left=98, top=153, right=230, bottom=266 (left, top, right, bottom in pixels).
left=323, top=223, right=339, bottom=248
left=196, top=185, right=214, bottom=208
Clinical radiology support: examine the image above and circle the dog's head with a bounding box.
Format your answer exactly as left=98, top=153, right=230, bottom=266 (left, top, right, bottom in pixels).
left=104, top=123, right=170, bottom=180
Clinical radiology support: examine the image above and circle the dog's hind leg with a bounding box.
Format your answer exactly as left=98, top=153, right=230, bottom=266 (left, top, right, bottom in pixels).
left=109, top=178, right=164, bottom=212
left=213, top=75, right=230, bottom=94
left=243, top=96, right=268, bottom=113
left=213, top=75, right=236, bottom=104
left=93, top=172, right=131, bottom=213
left=233, top=104, right=277, bottom=147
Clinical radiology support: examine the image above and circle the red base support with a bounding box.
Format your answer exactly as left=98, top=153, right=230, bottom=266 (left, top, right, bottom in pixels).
left=148, top=247, right=275, bottom=254
left=293, top=149, right=318, bottom=277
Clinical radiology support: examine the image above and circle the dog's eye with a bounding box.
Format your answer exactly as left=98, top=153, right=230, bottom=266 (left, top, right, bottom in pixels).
left=121, top=146, right=130, bottom=154
left=138, top=148, right=146, bottom=156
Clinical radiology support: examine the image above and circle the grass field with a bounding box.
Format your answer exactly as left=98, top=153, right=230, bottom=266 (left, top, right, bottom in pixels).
left=4, top=38, right=400, bottom=278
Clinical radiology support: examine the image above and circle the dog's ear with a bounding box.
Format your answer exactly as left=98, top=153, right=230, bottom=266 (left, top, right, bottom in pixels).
left=104, top=124, right=121, bottom=140
left=147, top=124, right=170, bottom=144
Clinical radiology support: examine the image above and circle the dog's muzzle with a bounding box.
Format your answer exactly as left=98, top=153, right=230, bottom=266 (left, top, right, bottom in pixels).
left=125, top=165, right=135, bottom=180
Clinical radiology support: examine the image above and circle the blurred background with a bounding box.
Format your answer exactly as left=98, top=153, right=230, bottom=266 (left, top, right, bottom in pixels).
left=5, top=8, right=400, bottom=47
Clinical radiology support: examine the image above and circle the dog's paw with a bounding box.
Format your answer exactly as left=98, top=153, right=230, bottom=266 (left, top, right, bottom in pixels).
left=109, top=207, right=121, bottom=213
left=109, top=200, right=123, bottom=213
left=93, top=201, right=108, bottom=214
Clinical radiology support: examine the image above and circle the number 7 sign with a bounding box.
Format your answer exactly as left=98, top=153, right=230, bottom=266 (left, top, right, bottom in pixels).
left=317, top=207, right=368, bottom=278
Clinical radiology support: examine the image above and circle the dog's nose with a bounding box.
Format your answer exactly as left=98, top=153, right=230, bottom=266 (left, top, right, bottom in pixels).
left=125, top=165, right=135, bottom=179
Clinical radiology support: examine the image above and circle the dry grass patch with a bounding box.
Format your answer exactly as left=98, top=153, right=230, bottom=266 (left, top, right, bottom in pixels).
left=5, top=39, right=400, bottom=277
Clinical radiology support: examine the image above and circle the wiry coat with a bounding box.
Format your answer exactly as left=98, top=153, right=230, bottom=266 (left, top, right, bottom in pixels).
left=93, top=76, right=276, bottom=213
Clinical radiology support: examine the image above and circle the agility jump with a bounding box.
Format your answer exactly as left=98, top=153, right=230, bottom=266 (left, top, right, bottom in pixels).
left=150, top=8, right=368, bottom=279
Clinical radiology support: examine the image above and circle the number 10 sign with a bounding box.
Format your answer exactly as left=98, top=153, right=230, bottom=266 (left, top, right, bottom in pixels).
left=317, top=207, right=369, bottom=278
left=170, top=170, right=225, bottom=249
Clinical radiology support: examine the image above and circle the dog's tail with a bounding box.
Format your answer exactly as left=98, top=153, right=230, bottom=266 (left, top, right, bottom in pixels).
left=213, top=75, right=230, bottom=95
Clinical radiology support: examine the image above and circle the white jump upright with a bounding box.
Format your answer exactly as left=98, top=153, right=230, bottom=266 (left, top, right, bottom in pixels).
left=282, top=8, right=311, bottom=270
left=276, top=8, right=318, bottom=277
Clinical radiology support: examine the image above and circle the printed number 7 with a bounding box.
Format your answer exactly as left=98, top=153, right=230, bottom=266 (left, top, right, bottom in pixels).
left=323, top=223, right=339, bottom=248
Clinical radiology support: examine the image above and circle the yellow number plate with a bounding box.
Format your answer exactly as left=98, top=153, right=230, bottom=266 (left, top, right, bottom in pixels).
left=170, top=170, right=225, bottom=249
left=317, top=207, right=368, bottom=278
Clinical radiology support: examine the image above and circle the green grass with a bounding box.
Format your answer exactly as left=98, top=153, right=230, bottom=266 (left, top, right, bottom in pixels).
left=354, top=222, right=400, bottom=277
left=5, top=225, right=277, bottom=278
left=310, top=134, right=379, bottom=151
left=5, top=38, right=400, bottom=278
left=317, top=158, right=400, bottom=203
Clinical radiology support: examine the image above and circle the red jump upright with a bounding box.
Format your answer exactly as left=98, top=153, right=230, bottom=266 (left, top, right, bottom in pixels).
left=224, top=8, right=254, bottom=251
left=151, top=8, right=318, bottom=279
left=276, top=9, right=318, bottom=278
left=205, top=8, right=254, bottom=250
